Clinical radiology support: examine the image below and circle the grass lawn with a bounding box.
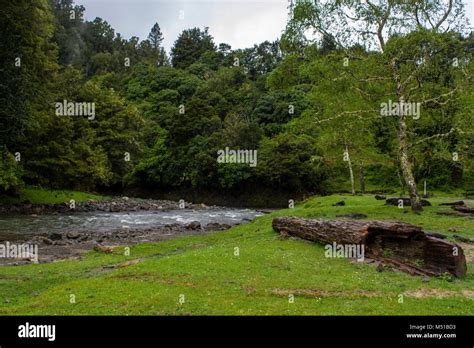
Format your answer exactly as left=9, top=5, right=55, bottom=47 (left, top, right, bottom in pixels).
left=0, top=187, right=108, bottom=205
left=0, top=194, right=473, bottom=315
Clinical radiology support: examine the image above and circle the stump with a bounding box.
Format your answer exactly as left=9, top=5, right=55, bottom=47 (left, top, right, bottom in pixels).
left=272, top=217, right=466, bottom=278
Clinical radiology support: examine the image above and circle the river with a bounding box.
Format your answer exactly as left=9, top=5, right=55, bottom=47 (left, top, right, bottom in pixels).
left=0, top=208, right=264, bottom=241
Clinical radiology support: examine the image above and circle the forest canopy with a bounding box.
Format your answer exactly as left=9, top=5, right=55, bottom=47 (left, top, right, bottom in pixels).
left=1, top=0, right=473, bottom=210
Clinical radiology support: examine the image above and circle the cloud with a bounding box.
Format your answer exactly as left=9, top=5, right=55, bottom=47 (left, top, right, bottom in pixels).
left=75, top=0, right=289, bottom=51
left=75, top=0, right=474, bottom=53
left=206, top=1, right=288, bottom=49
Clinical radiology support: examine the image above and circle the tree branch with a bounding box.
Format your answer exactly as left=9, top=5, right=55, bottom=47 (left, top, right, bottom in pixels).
left=434, top=0, right=453, bottom=31
left=409, top=127, right=471, bottom=148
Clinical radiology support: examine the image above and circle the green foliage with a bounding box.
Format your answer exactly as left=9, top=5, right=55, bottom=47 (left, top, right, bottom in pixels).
left=0, top=149, right=22, bottom=193
left=0, top=0, right=56, bottom=148
left=0, top=187, right=107, bottom=204
left=234, top=40, right=282, bottom=79
left=171, top=27, right=216, bottom=69
left=266, top=54, right=304, bottom=90
left=125, top=126, right=171, bottom=186
left=257, top=133, right=325, bottom=191
left=1, top=0, right=472, bottom=198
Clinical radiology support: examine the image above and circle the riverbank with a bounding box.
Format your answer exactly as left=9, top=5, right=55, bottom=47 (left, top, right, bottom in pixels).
left=0, top=196, right=208, bottom=215
left=1, top=220, right=236, bottom=265
left=0, top=196, right=264, bottom=264
left=0, top=194, right=472, bottom=315
left=0, top=188, right=107, bottom=205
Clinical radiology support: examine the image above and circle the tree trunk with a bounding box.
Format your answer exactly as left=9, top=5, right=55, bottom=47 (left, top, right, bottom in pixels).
left=396, top=167, right=405, bottom=195
left=345, top=144, right=356, bottom=195
left=359, top=163, right=365, bottom=194
left=391, top=59, right=422, bottom=212
left=272, top=216, right=467, bottom=278
left=398, top=103, right=422, bottom=212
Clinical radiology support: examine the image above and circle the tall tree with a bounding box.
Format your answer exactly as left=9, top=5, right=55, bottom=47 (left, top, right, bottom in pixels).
left=148, top=22, right=163, bottom=50
left=0, top=0, right=57, bottom=191
left=171, top=27, right=216, bottom=69
left=285, top=0, right=471, bottom=212
left=0, top=0, right=57, bottom=149
left=49, top=0, right=86, bottom=66
left=139, top=23, right=168, bottom=66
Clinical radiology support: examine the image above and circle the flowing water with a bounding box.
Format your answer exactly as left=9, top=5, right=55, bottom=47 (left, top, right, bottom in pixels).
left=0, top=208, right=264, bottom=241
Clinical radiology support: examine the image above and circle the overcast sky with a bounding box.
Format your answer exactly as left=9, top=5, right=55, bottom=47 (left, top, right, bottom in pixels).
left=75, top=0, right=474, bottom=52
left=75, top=0, right=289, bottom=52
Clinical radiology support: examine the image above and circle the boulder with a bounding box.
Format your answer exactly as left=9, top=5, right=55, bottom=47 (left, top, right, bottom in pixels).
left=66, top=231, right=80, bottom=239
left=94, top=244, right=114, bottom=254
left=49, top=232, right=62, bottom=241
left=185, top=221, right=201, bottom=230
left=42, top=238, right=53, bottom=245
left=332, top=201, right=345, bottom=206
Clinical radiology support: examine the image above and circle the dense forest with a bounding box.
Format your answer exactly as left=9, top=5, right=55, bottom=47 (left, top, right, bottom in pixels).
left=1, top=0, right=473, bottom=211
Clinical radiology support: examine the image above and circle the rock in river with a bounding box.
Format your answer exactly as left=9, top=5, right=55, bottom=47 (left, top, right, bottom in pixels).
left=185, top=221, right=201, bottom=230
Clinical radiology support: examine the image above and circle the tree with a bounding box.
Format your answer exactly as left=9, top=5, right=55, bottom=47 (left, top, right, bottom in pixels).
left=257, top=133, right=325, bottom=192
left=0, top=148, right=22, bottom=194
left=171, top=27, right=216, bottom=69
left=235, top=40, right=282, bottom=79
left=0, top=0, right=58, bottom=192
left=140, top=23, right=168, bottom=66
left=49, top=0, right=86, bottom=66
left=0, top=0, right=56, bottom=149
left=285, top=0, right=471, bottom=212
left=148, top=22, right=163, bottom=50
left=79, top=77, right=145, bottom=187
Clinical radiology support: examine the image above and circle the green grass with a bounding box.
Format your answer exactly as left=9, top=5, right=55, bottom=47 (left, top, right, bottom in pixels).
left=0, top=194, right=472, bottom=315
left=0, top=187, right=108, bottom=204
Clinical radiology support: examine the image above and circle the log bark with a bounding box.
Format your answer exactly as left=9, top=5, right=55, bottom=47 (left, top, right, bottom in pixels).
left=440, top=201, right=465, bottom=206
left=272, top=217, right=466, bottom=278
left=452, top=205, right=474, bottom=214
left=437, top=211, right=474, bottom=218
left=453, top=235, right=474, bottom=244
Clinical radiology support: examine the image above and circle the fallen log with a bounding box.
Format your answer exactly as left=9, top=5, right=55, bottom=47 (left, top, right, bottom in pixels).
left=425, top=232, right=447, bottom=239
left=385, top=198, right=431, bottom=206
left=272, top=217, right=466, bottom=278
left=439, top=201, right=465, bottom=206
left=436, top=211, right=473, bottom=218
left=451, top=205, right=474, bottom=214
left=453, top=235, right=474, bottom=244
